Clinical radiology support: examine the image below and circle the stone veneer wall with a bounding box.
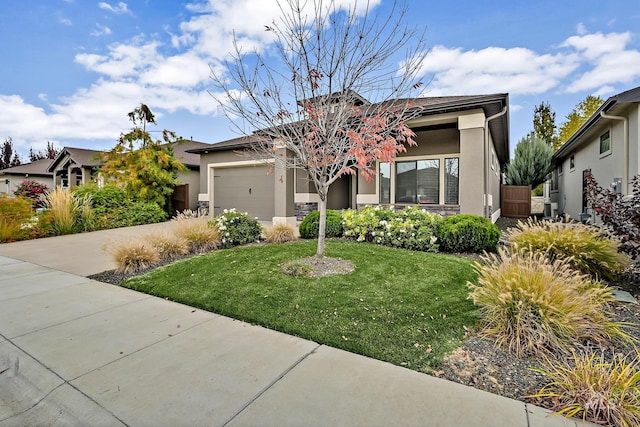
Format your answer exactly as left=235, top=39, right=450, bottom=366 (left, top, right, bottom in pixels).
left=294, top=202, right=318, bottom=220
left=196, top=201, right=210, bottom=215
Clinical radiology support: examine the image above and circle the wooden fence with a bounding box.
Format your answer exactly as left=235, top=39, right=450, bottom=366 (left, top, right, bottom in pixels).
left=171, top=184, right=189, bottom=213
left=500, top=185, right=531, bottom=218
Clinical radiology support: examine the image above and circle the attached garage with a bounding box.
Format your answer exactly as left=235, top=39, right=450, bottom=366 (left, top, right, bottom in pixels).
left=212, top=164, right=274, bottom=220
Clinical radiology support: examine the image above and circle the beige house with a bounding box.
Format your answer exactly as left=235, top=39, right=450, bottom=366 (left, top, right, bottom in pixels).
left=189, top=93, right=510, bottom=224
left=550, top=86, right=640, bottom=222
left=48, top=147, right=102, bottom=188
left=0, top=159, right=54, bottom=195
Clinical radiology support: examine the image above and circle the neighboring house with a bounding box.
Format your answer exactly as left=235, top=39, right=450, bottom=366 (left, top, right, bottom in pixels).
left=0, top=159, right=54, bottom=195
left=171, top=140, right=210, bottom=210
left=44, top=142, right=206, bottom=210
left=48, top=147, right=102, bottom=188
left=550, top=86, right=640, bottom=222
left=189, top=93, right=510, bottom=224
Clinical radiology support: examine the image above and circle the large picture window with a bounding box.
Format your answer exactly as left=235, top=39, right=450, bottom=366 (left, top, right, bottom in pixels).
left=379, top=156, right=459, bottom=205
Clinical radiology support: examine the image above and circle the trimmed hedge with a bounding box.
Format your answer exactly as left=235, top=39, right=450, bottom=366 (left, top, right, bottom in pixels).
left=437, top=214, right=500, bottom=253
left=299, top=210, right=344, bottom=239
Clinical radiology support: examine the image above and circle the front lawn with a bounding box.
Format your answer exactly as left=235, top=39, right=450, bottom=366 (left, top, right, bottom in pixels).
left=122, top=239, right=479, bottom=373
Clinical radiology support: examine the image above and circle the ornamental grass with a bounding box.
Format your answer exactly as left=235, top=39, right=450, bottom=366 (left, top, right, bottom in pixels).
left=106, top=239, right=161, bottom=273
left=171, top=216, right=220, bottom=254
left=468, top=248, right=631, bottom=357
left=264, top=222, right=297, bottom=244
left=506, top=218, right=630, bottom=280
left=531, top=351, right=640, bottom=427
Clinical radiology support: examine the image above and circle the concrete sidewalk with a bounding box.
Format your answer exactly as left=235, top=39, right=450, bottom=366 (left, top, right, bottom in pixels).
left=0, top=227, right=595, bottom=426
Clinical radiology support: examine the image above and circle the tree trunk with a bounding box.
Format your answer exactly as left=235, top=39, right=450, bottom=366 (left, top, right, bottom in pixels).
left=316, top=196, right=327, bottom=258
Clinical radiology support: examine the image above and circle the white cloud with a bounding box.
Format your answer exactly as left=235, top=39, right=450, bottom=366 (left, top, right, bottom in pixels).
left=59, top=17, right=72, bottom=26
left=91, top=23, right=112, bottom=37
left=417, top=45, right=579, bottom=96
left=98, top=1, right=131, bottom=15
left=75, top=39, right=161, bottom=78
left=562, top=31, right=640, bottom=93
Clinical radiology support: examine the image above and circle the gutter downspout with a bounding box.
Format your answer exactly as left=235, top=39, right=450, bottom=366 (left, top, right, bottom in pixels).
left=600, top=111, right=628, bottom=195
left=484, top=107, right=508, bottom=218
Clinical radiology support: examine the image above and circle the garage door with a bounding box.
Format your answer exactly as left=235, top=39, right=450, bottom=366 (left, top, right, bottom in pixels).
left=213, top=165, right=274, bottom=220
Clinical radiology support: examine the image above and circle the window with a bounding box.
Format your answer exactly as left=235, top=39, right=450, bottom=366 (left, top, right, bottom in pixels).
left=379, top=156, right=459, bottom=205
left=599, top=130, right=611, bottom=155
left=445, top=158, right=459, bottom=204
left=379, top=162, right=391, bottom=204
left=569, top=154, right=575, bottom=170
left=396, top=159, right=440, bottom=204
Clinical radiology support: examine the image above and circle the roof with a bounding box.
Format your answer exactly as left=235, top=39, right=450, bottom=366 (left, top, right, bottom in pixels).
left=186, top=135, right=262, bottom=155
left=553, top=86, right=640, bottom=160
left=170, top=140, right=211, bottom=168
left=48, top=147, right=102, bottom=172
left=0, top=158, right=53, bottom=176
left=187, top=93, right=511, bottom=162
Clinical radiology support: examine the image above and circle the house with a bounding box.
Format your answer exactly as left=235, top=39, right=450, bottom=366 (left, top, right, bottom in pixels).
left=550, top=86, right=640, bottom=222
left=48, top=147, right=102, bottom=188
left=0, top=159, right=55, bottom=195
left=189, top=93, right=510, bottom=224
left=171, top=140, right=211, bottom=210
left=44, top=142, right=207, bottom=210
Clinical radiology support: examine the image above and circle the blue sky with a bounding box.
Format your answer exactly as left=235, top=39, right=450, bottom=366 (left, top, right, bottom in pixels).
left=2, top=1, right=640, bottom=159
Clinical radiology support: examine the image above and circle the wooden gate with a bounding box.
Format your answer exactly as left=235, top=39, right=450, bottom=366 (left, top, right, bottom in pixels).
left=171, top=184, right=189, bottom=213
left=501, top=185, right=531, bottom=218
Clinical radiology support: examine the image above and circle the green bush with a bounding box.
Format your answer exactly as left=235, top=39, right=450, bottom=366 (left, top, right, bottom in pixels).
left=437, top=214, right=500, bottom=253
left=73, top=184, right=166, bottom=229
left=372, top=206, right=442, bottom=252
left=469, top=248, right=630, bottom=357
left=213, top=208, right=262, bottom=249
left=125, top=201, right=168, bottom=226
left=299, top=210, right=343, bottom=239
left=342, top=205, right=396, bottom=242
left=506, top=218, right=630, bottom=280
left=0, top=195, right=33, bottom=242
left=343, top=205, right=442, bottom=252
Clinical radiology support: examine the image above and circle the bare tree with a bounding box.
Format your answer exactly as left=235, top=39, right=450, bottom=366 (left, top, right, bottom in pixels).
left=212, top=0, right=428, bottom=257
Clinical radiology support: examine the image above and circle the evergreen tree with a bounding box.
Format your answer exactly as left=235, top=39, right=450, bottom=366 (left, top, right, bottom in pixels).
left=505, top=135, right=553, bottom=188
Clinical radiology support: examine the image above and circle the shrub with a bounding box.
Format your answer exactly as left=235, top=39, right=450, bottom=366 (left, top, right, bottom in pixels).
left=506, top=218, right=630, bottom=280
left=342, top=205, right=442, bottom=252
left=73, top=184, right=166, bottom=229
left=468, top=248, right=630, bottom=357
left=172, top=216, right=220, bottom=254
left=343, top=205, right=395, bottom=242
left=437, top=214, right=500, bottom=253
left=106, top=239, right=161, bottom=273
left=13, top=179, right=48, bottom=208
left=125, top=201, right=168, bottom=226
left=0, top=195, right=33, bottom=242
left=144, top=233, right=190, bottom=261
left=264, top=223, right=297, bottom=244
left=531, top=351, right=640, bottom=426
left=213, top=208, right=262, bottom=249
left=299, top=210, right=343, bottom=239
left=584, top=171, right=640, bottom=259
left=372, top=206, right=442, bottom=252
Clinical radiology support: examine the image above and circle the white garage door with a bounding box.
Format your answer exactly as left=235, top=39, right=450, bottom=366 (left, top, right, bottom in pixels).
left=213, top=165, right=274, bottom=220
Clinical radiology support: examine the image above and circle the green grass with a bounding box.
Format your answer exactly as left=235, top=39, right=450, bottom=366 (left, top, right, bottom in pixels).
left=122, top=240, right=479, bottom=373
